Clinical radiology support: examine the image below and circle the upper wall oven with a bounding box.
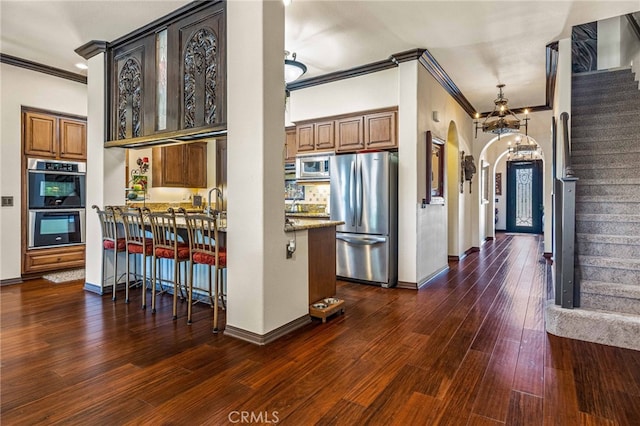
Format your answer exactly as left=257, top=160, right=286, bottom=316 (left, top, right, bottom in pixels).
left=27, top=158, right=86, bottom=209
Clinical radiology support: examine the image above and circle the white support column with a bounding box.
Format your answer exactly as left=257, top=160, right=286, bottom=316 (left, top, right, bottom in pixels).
left=84, top=52, right=125, bottom=292
left=226, top=0, right=308, bottom=339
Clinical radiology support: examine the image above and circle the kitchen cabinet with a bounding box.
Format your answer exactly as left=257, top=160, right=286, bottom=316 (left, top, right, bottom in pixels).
left=293, top=107, right=397, bottom=155
left=364, top=110, right=397, bottom=150
left=152, top=142, right=207, bottom=188
left=336, top=116, right=365, bottom=152
left=107, top=2, right=226, bottom=143
left=23, top=110, right=87, bottom=160
left=285, top=127, right=297, bottom=162
left=23, top=245, right=85, bottom=275
left=296, top=120, right=335, bottom=153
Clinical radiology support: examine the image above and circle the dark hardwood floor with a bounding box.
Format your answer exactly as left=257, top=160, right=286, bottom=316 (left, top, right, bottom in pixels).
left=2, top=233, right=639, bottom=425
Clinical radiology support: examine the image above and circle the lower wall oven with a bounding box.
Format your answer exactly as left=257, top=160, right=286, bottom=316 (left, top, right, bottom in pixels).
left=28, top=209, right=85, bottom=248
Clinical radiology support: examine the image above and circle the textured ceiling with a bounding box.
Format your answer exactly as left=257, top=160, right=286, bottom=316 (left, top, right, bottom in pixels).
left=2, top=0, right=638, bottom=113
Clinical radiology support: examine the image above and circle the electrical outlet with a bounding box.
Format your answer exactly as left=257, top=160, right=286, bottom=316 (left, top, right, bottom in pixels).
left=286, top=239, right=296, bottom=259
left=1, top=196, right=13, bottom=207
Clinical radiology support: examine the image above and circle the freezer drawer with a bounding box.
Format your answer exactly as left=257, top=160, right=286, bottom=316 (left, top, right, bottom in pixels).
left=336, top=233, right=389, bottom=285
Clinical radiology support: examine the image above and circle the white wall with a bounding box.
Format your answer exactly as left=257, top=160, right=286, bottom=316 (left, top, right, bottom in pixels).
left=0, top=64, right=87, bottom=281
left=598, top=15, right=640, bottom=70
left=288, top=68, right=398, bottom=123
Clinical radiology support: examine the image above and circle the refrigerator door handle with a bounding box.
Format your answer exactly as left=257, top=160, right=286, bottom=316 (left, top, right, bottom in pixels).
left=358, top=161, right=364, bottom=227
left=350, top=160, right=356, bottom=227
left=337, top=235, right=386, bottom=245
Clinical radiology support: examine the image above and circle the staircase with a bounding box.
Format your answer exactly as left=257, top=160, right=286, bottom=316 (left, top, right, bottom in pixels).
left=547, top=68, right=640, bottom=351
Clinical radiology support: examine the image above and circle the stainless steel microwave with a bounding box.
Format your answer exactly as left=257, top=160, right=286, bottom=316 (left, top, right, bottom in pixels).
left=296, top=153, right=333, bottom=181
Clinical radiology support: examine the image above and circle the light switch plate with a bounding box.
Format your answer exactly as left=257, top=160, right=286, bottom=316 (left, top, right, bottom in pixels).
left=1, top=196, right=13, bottom=207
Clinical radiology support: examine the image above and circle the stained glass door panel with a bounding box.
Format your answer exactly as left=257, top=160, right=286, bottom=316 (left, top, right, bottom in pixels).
left=506, top=160, right=543, bottom=234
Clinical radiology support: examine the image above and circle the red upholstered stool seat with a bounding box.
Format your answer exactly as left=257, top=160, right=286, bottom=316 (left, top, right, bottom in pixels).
left=155, top=243, right=190, bottom=260
left=103, top=238, right=126, bottom=251
left=193, top=248, right=227, bottom=267
left=128, top=240, right=153, bottom=255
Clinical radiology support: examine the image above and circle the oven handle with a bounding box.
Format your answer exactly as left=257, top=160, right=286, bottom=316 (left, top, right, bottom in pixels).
left=28, top=208, right=86, bottom=213
left=27, top=169, right=86, bottom=176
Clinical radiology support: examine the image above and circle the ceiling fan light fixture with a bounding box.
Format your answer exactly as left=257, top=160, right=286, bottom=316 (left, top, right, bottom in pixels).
left=475, top=84, right=529, bottom=139
left=284, top=50, right=307, bottom=83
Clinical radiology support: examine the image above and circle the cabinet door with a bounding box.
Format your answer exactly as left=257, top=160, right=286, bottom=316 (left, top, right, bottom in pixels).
left=185, top=143, right=208, bottom=188
left=314, top=120, right=335, bottom=151
left=365, top=111, right=397, bottom=150
left=177, top=6, right=226, bottom=130
left=112, top=37, right=154, bottom=140
left=152, top=145, right=185, bottom=187
left=336, top=116, right=364, bottom=152
left=296, top=123, right=315, bottom=152
left=285, top=127, right=297, bottom=162
left=24, top=111, right=57, bottom=158
left=59, top=119, right=87, bottom=160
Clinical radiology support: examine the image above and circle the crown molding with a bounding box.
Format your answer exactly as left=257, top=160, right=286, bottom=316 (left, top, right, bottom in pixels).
left=286, top=57, right=397, bottom=91
left=75, top=40, right=108, bottom=60
left=0, top=53, right=87, bottom=84
left=418, top=49, right=476, bottom=118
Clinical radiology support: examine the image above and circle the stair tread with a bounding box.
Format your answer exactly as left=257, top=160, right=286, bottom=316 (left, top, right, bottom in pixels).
left=577, top=254, right=640, bottom=270
left=576, top=233, right=640, bottom=245
left=576, top=213, right=640, bottom=222
left=576, top=178, right=640, bottom=185
left=581, top=280, right=640, bottom=297
left=576, top=196, right=639, bottom=202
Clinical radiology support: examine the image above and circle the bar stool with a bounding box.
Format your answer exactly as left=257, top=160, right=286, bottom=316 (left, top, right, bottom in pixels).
left=179, top=208, right=227, bottom=332
left=144, top=207, right=190, bottom=319
left=114, top=207, right=153, bottom=309
left=92, top=205, right=126, bottom=302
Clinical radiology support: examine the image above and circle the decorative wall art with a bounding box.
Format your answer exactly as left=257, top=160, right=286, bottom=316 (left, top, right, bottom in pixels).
left=424, top=131, right=445, bottom=205
left=495, top=172, right=502, bottom=196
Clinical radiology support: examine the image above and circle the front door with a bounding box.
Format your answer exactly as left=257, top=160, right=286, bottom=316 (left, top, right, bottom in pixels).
left=506, top=160, right=543, bottom=234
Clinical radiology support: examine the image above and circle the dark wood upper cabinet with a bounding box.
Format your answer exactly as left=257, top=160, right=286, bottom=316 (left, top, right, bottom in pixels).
left=107, top=1, right=225, bottom=143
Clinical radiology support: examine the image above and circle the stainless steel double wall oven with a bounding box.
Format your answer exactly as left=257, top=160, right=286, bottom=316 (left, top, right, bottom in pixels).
left=27, top=158, right=86, bottom=248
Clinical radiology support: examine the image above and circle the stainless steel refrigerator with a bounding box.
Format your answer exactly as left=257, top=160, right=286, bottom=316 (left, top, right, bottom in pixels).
left=330, top=151, right=398, bottom=287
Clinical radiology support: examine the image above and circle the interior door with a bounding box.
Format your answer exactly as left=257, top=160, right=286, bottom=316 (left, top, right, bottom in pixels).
left=506, top=160, right=543, bottom=234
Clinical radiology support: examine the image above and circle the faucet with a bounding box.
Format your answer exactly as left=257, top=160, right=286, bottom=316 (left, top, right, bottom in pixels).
left=207, top=187, right=223, bottom=216
left=289, top=197, right=301, bottom=213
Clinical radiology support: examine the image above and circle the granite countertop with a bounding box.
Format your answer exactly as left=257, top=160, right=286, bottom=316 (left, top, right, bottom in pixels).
left=285, top=212, right=331, bottom=219
left=285, top=218, right=344, bottom=232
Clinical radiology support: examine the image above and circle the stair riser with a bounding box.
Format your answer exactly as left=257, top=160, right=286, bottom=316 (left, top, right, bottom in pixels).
left=572, top=91, right=640, bottom=106
left=570, top=125, right=640, bottom=140
left=573, top=101, right=640, bottom=116
left=576, top=202, right=640, bottom=215
left=576, top=266, right=640, bottom=285
left=581, top=293, right=640, bottom=315
left=571, top=138, right=640, bottom=154
left=576, top=220, right=640, bottom=236
left=576, top=241, right=640, bottom=258
left=574, top=168, right=637, bottom=180
left=572, top=85, right=639, bottom=99
left=573, top=70, right=635, bottom=84
left=576, top=184, right=640, bottom=197
left=572, top=113, right=640, bottom=129
left=572, top=153, right=640, bottom=164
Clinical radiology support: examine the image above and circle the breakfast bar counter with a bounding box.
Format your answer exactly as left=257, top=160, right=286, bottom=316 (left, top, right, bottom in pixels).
left=284, top=218, right=344, bottom=306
